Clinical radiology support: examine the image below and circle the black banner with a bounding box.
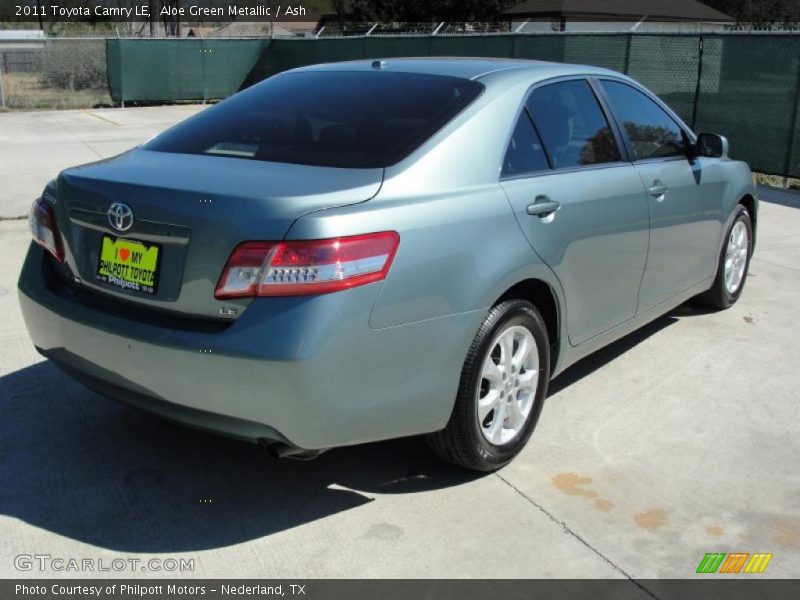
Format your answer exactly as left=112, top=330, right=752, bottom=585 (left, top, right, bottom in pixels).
left=3, top=580, right=800, bottom=600
left=2, top=1, right=323, bottom=23
left=0, top=0, right=746, bottom=24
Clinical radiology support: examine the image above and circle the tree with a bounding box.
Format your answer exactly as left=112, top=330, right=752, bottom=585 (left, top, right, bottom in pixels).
left=332, top=0, right=517, bottom=23
left=702, top=0, right=800, bottom=25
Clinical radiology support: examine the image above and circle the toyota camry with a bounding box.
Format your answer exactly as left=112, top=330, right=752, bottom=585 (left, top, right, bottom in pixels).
left=18, top=58, right=757, bottom=471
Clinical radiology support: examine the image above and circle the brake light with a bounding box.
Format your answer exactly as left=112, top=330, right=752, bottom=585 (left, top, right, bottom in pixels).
left=29, top=197, right=64, bottom=262
left=215, top=232, right=400, bottom=298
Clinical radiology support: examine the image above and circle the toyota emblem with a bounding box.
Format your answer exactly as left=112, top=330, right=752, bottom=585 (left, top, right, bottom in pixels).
left=108, top=202, right=134, bottom=232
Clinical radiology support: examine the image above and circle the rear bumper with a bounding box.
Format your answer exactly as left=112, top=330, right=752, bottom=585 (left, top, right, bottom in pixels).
left=42, top=353, right=290, bottom=444
left=18, top=244, right=482, bottom=449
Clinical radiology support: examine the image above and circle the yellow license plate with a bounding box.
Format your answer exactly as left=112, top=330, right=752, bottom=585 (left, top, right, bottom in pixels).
left=96, top=236, right=160, bottom=295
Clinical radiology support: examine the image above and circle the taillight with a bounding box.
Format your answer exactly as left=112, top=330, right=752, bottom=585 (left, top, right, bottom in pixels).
left=29, top=197, right=64, bottom=262
left=215, top=232, right=400, bottom=298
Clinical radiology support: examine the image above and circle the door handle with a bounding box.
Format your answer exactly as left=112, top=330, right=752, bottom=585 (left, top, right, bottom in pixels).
left=526, top=196, right=561, bottom=217
left=648, top=183, right=668, bottom=199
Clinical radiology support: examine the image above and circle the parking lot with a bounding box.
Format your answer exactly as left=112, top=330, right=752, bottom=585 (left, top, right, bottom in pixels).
left=0, top=105, right=206, bottom=219
left=0, top=107, right=798, bottom=583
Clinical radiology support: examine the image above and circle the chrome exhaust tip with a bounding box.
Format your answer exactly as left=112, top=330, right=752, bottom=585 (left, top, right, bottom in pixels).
left=261, top=440, right=324, bottom=461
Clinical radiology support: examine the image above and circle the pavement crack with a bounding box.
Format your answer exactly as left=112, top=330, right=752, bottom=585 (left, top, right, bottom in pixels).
left=82, top=110, right=122, bottom=126
left=494, top=471, right=660, bottom=600
left=751, top=256, right=800, bottom=273
left=52, top=113, right=104, bottom=159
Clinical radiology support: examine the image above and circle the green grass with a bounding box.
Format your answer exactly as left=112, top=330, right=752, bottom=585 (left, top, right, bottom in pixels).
left=754, top=172, right=800, bottom=190
left=2, top=73, right=113, bottom=110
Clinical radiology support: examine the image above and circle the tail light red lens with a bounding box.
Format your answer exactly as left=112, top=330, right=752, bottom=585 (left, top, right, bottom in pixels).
left=29, top=197, right=64, bottom=262
left=215, top=232, right=400, bottom=299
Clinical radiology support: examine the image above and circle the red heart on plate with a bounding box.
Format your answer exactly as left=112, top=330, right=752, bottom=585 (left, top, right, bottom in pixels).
left=119, top=248, right=130, bottom=262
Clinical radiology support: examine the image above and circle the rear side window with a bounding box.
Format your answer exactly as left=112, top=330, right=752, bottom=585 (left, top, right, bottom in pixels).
left=526, top=80, right=622, bottom=169
left=501, top=112, right=550, bottom=177
left=144, top=71, right=484, bottom=169
left=600, top=80, right=687, bottom=161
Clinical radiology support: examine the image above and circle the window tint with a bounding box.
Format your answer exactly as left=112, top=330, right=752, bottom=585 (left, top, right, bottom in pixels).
left=145, top=71, right=484, bottom=169
left=501, top=112, right=550, bottom=177
left=526, top=80, right=621, bottom=169
left=600, top=80, right=687, bottom=161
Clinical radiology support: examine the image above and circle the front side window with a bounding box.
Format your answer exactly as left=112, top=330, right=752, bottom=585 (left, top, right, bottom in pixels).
left=501, top=112, right=550, bottom=177
left=145, top=71, right=484, bottom=169
left=526, top=80, right=621, bottom=170
left=600, top=80, right=687, bottom=161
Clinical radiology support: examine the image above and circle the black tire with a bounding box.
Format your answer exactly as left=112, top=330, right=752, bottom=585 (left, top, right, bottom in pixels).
left=426, top=299, right=550, bottom=471
left=696, top=205, right=753, bottom=309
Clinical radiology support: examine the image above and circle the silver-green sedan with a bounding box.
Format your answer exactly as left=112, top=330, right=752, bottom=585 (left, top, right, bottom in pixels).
left=18, top=58, right=757, bottom=471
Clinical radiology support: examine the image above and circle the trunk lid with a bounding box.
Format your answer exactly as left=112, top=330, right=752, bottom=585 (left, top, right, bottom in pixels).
left=53, top=149, right=383, bottom=320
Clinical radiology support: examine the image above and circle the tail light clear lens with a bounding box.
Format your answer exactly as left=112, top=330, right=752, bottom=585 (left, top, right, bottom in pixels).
left=29, top=197, right=64, bottom=262
left=215, top=232, right=400, bottom=299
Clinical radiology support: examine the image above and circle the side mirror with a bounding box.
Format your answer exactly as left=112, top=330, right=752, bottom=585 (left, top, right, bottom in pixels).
left=696, top=133, right=729, bottom=159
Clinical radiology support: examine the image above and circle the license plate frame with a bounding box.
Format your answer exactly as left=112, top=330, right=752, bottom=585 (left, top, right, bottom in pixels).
left=95, top=235, right=161, bottom=295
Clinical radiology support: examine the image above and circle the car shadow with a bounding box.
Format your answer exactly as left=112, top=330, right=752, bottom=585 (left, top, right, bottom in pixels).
left=0, top=361, right=480, bottom=553
left=0, top=302, right=709, bottom=554
left=757, top=184, right=800, bottom=209
left=548, top=303, right=710, bottom=396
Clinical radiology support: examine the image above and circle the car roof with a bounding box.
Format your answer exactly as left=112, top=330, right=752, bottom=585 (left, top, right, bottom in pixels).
left=289, top=57, right=622, bottom=85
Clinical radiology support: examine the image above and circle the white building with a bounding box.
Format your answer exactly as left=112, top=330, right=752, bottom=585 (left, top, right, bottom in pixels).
left=0, top=29, right=45, bottom=48
left=0, top=30, right=46, bottom=74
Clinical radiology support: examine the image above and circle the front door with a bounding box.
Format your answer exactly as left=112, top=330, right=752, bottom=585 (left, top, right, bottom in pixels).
left=500, top=79, right=650, bottom=346
left=598, top=79, right=720, bottom=311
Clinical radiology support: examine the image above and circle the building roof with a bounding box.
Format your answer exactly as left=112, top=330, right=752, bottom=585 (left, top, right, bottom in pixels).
left=0, top=29, right=46, bottom=40
left=504, top=0, right=734, bottom=22
left=0, top=29, right=46, bottom=49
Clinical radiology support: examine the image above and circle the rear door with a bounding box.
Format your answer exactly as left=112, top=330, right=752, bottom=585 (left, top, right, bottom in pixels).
left=500, top=78, right=650, bottom=346
left=597, top=79, right=720, bottom=312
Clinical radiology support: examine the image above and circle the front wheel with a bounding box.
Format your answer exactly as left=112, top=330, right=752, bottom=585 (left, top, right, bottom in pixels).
left=697, top=205, right=753, bottom=309
left=426, top=299, right=550, bottom=471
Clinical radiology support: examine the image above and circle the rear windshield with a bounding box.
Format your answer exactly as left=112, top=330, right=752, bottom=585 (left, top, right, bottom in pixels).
left=145, top=71, right=484, bottom=169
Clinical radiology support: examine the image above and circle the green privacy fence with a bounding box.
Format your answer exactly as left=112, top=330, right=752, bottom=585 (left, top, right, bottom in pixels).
left=107, top=38, right=269, bottom=103
left=107, top=34, right=800, bottom=178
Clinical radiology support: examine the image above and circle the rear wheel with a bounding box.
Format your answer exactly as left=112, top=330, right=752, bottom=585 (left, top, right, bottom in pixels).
left=697, top=205, right=753, bottom=309
left=427, top=299, right=550, bottom=471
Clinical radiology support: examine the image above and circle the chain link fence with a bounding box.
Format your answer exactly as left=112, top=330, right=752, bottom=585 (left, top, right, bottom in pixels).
left=0, top=39, right=111, bottom=110
left=322, top=22, right=512, bottom=36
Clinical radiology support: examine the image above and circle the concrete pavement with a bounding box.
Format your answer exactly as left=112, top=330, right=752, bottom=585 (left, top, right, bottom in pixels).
left=0, top=108, right=798, bottom=585
left=0, top=105, right=207, bottom=219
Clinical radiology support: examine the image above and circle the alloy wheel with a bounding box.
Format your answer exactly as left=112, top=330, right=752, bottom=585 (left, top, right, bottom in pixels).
left=724, top=220, right=749, bottom=294
left=477, top=325, right=539, bottom=445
